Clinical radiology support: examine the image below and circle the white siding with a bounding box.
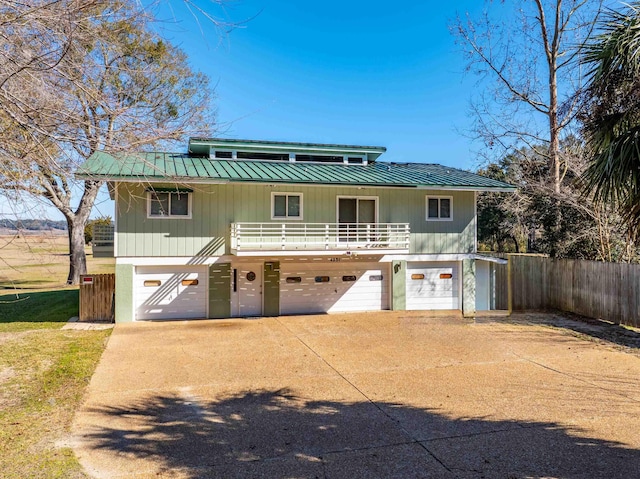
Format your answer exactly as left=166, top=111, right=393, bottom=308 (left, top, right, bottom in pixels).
left=280, top=262, right=389, bottom=315
left=232, top=263, right=263, bottom=317
left=406, top=261, right=460, bottom=310
left=135, top=266, right=207, bottom=320
left=475, top=261, right=490, bottom=311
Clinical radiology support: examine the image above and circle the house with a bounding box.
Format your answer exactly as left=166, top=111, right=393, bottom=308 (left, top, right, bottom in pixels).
left=77, top=138, right=515, bottom=323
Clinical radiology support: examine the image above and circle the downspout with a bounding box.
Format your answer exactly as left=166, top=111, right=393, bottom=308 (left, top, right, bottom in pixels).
left=474, top=191, right=478, bottom=253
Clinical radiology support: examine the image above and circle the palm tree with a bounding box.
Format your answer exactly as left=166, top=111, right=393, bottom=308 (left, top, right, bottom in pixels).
left=581, top=2, right=640, bottom=237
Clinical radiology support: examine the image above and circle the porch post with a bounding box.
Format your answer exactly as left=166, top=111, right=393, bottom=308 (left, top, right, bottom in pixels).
left=391, top=260, right=406, bottom=311
left=462, top=258, right=476, bottom=318
left=114, top=263, right=134, bottom=323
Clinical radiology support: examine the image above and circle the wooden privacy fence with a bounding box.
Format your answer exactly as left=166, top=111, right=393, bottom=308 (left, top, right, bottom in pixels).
left=508, top=255, right=640, bottom=328
left=494, top=262, right=509, bottom=310
left=79, top=274, right=115, bottom=322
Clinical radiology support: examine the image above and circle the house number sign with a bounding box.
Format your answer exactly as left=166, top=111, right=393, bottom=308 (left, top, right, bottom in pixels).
left=329, top=258, right=341, bottom=262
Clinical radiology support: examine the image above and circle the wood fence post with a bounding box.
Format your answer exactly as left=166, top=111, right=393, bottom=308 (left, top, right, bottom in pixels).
left=79, top=273, right=116, bottom=322
left=507, top=254, right=513, bottom=315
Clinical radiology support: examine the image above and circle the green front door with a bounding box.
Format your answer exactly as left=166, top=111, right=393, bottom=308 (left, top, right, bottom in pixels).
left=263, top=261, right=280, bottom=316
left=208, top=263, right=231, bottom=319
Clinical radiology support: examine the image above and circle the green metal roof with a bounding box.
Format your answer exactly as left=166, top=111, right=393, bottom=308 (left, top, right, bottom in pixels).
left=77, top=151, right=515, bottom=191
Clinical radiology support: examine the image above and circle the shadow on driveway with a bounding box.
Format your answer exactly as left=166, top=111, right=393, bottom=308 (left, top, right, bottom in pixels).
left=81, top=388, right=639, bottom=478
left=496, top=312, right=640, bottom=354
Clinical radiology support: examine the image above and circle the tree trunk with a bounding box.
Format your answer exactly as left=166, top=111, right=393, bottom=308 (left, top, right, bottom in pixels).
left=66, top=215, right=87, bottom=285
left=511, top=235, right=520, bottom=253
left=550, top=119, right=560, bottom=194
left=544, top=0, right=561, bottom=194
left=549, top=62, right=560, bottom=194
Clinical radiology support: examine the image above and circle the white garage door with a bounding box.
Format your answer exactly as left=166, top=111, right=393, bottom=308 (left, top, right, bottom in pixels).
left=406, top=262, right=460, bottom=310
left=280, top=262, right=389, bottom=315
left=135, top=266, right=207, bottom=320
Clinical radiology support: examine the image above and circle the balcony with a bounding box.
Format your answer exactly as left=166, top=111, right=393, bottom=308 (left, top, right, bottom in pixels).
left=230, top=222, right=410, bottom=256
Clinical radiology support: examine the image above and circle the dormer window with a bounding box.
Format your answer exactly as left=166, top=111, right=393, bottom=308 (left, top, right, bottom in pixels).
left=208, top=146, right=371, bottom=165
left=295, top=154, right=344, bottom=163
left=190, top=138, right=386, bottom=164
left=238, top=151, right=289, bottom=161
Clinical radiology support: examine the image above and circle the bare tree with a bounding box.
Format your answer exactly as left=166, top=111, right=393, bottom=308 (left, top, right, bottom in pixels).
left=452, top=0, right=605, bottom=194
left=0, top=1, right=98, bottom=87
left=478, top=139, right=639, bottom=262
left=0, top=0, right=216, bottom=284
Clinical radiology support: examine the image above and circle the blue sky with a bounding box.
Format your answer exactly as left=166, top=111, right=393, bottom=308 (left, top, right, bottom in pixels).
left=9, top=0, right=492, bottom=221
left=156, top=0, right=487, bottom=166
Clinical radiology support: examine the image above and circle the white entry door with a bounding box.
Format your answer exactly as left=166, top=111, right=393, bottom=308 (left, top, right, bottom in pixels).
left=236, top=263, right=262, bottom=316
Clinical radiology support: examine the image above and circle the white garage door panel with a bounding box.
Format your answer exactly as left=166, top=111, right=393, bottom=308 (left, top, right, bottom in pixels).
left=406, top=262, right=459, bottom=310
left=280, top=263, right=389, bottom=315
left=136, top=267, right=207, bottom=320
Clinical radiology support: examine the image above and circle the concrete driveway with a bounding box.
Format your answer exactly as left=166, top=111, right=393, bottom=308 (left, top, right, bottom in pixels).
left=72, top=312, right=640, bottom=478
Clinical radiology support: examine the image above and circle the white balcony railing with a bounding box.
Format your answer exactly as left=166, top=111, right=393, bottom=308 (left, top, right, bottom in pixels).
left=230, top=222, right=410, bottom=255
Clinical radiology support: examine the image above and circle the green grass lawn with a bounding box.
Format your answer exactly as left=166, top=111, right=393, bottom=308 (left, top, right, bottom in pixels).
left=0, top=288, right=111, bottom=478
left=0, top=289, right=80, bottom=332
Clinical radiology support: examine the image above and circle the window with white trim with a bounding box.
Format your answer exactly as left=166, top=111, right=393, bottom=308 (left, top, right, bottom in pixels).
left=426, top=196, right=452, bottom=221
left=272, top=193, right=303, bottom=220
left=147, top=190, right=192, bottom=218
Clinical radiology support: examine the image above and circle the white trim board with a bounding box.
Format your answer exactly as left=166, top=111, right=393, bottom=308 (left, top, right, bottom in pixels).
left=474, top=254, right=509, bottom=265
left=380, top=253, right=476, bottom=262
left=116, top=253, right=499, bottom=266
left=97, top=177, right=515, bottom=193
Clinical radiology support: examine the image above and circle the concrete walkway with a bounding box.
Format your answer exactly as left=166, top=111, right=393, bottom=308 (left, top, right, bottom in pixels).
left=72, top=312, right=640, bottom=478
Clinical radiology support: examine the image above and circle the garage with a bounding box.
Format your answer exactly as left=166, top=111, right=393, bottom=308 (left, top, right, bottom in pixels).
left=406, top=261, right=460, bottom=310
left=280, top=262, right=389, bottom=315
left=135, top=266, right=207, bottom=320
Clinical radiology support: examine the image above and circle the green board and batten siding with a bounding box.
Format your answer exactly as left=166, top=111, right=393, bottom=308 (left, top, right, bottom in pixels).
left=462, top=258, right=476, bottom=317
left=263, top=261, right=280, bottom=316
left=208, top=263, right=231, bottom=319
left=114, top=264, right=134, bottom=321
left=115, top=183, right=476, bottom=257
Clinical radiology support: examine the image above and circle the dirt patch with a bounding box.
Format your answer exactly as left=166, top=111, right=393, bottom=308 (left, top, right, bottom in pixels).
left=0, top=366, right=16, bottom=383
left=0, top=329, right=37, bottom=346
left=0, top=366, right=19, bottom=409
